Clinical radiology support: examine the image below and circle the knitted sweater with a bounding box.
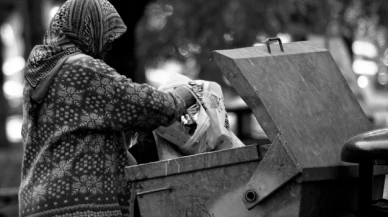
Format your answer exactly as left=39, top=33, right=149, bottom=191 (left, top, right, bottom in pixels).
left=19, top=56, right=185, bottom=217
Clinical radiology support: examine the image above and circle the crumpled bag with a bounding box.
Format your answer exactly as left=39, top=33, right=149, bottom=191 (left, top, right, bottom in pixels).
left=189, top=80, right=245, bottom=151
left=154, top=78, right=245, bottom=160
left=154, top=96, right=210, bottom=155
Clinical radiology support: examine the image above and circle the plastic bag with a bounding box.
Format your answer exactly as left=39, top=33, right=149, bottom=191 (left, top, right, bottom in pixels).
left=154, top=81, right=210, bottom=156
left=154, top=99, right=210, bottom=155
left=154, top=79, right=245, bottom=160
left=188, top=80, right=245, bottom=150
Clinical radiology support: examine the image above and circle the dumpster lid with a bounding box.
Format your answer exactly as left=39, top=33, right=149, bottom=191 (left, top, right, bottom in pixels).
left=212, top=40, right=373, bottom=170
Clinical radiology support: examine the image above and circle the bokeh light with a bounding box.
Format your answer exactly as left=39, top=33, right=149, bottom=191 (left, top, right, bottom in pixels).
left=3, top=80, right=24, bottom=100
left=0, top=24, right=15, bottom=46
left=353, top=59, right=378, bottom=75
left=2, top=56, right=25, bottom=76
left=49, top=6, right=60, bottom=20
left=6, top=115, right=23, bottom=143
left=145, top=60, right=185, bottom=87
left=352, top=40, right=378, bottom=58
left=357, top=75, right=369, bottom=89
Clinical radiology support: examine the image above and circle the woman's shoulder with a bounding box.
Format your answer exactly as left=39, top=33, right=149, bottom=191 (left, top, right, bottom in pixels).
left=67, top=54, right=107, bottom=68
left=65, top=54, right=119, bottom=76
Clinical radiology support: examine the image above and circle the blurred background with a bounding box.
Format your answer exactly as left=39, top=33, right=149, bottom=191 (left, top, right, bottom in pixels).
left=1, top=0, right=388, bottom=215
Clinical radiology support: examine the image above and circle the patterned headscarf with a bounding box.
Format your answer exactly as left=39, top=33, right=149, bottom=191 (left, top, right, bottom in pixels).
left=24, top=0, right=127, bottom=88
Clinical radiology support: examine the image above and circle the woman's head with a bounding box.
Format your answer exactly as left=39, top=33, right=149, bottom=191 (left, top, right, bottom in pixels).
left=24, top=0, right=126, bottom=88
left=45, top=0, right=127, bottom=58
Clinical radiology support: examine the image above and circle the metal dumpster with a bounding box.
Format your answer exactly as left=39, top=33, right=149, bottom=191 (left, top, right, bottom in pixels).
left=125, top=39, right=388, bottom=217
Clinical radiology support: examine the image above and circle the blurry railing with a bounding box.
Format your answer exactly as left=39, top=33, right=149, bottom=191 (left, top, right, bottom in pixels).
left=0, top=187, right=18, bottom=217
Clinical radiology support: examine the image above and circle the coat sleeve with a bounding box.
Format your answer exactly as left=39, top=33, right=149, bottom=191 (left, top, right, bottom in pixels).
left=58, top=58, right=186, bottom=132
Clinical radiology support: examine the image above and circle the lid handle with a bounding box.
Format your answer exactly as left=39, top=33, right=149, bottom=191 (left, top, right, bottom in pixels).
left=265, top=37, right=284, bottom=54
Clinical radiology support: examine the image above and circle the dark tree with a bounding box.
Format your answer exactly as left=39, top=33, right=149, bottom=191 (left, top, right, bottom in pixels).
left=135, top=0, right=333, bottom=86
left=105, top=1, right=154, bottom=82
left=0, top=36, right=8, bottom=148
left=22, top=0, right=45, bottom=58
left=133, top=0, right=388, bottom=95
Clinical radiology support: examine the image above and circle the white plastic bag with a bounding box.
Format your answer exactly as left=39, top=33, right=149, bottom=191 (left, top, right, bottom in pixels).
left=154, top=81, right=211, bottom=156
left=188, top=80, right=245, bottom=150
left=154, top=99, right=210, bottom=155
left=154, top=78, right=245, bottom=160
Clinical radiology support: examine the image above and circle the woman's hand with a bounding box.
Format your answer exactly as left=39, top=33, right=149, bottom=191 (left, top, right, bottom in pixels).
left=173, top=86, right=197, bottom=109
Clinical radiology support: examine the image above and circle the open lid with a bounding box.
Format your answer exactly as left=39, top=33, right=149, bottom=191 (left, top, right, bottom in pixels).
left=212, top=39, right=373, bottom=170
left=213, top=39, right=375, bottom=209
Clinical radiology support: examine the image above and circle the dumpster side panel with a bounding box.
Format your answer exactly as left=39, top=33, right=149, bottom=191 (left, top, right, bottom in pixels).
left=133, top=161, right=259, bottom=217
left=132, top=161, right=302, bottom=217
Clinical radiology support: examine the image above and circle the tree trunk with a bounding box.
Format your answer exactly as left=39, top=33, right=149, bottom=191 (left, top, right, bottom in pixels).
left=105, top=1, right=153, bottom=82
left=22, top=0, right=45, bottom=59
left=0, top=39, right=9, bottom=148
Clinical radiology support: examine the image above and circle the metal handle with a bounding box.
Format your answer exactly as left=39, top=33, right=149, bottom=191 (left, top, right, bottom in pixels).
left=137, top=185, right=172, bottom=197
left=265, top=37, right=284, bottom=54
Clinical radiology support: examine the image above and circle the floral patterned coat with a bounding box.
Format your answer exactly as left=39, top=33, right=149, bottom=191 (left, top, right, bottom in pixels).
left=19, top=56, right=185, bottom=217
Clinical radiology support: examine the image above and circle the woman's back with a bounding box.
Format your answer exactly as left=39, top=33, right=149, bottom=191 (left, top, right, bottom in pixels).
left=20, top=56, right=132, bottom=216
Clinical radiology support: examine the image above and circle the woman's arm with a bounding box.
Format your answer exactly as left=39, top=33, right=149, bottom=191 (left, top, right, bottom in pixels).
left=56, top=58, right=194, bottom=132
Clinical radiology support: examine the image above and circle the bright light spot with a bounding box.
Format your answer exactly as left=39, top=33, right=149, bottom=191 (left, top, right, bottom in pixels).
left=352, top=41, right=378, bottom=58
left=352, top=59, right=378, bottom=75
left=253, top=35, right=288, bottom=47
left=2, top=56, right=25, bottom=76
left=0, top=23, right=15, bottom=46
left=357, top=75, right=369, bottom=89
left=377, top=72, right=388, bottom=85
left=8, top=98, right=21, bottom=108
left=146, top=68, right=171, bottom=85
left=383, top=49, right=388, bottom=66
left=227, top=112, right=237, bottom=133
left=3, top=80, right=23, bottom=100
left=146, top=4, right=168, bottom=32
left=224, top=33, right=234, bottom=43
left=147, top=16, right=167, bottom=31
left=276, top=33, right=292, bottom=43
left=178, top=46, right=189, bottom=57
left=188, top=44, right=201, bottom=54
left=253, top=43, right=265, bottom=47
left=186, top=58, right=197, bottom=68
left=164, top=5, right=174, bottom=16
left=256, top=33, right=267, bottom=43
left=50, top=6, right=60, bottom=20
left=6, top=115, right=23, bottom=143
left=146, top=61, right=185, bottom=87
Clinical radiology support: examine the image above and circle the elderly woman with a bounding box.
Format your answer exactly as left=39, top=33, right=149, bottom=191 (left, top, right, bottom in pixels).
left=19, top=0, right=195, bottom=216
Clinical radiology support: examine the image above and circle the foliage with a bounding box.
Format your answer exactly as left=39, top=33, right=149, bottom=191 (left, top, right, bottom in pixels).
left=136, top=0, right=332, bottom=87
left=135, top=0, right=388, bottom=90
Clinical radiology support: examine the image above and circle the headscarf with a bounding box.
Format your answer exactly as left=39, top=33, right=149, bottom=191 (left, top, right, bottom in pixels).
left=24, top=0, right=127, bottom=91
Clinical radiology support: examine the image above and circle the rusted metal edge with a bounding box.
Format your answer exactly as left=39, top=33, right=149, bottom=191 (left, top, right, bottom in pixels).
left=136, top=185, right=173, bottom=197
left=298, top=164, right=388, bottom=183
left=125, top=144, right=263, bottom=182
left=212, top=41, right=327, bottom=60
left=242, top=136, right=302, bottom=210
